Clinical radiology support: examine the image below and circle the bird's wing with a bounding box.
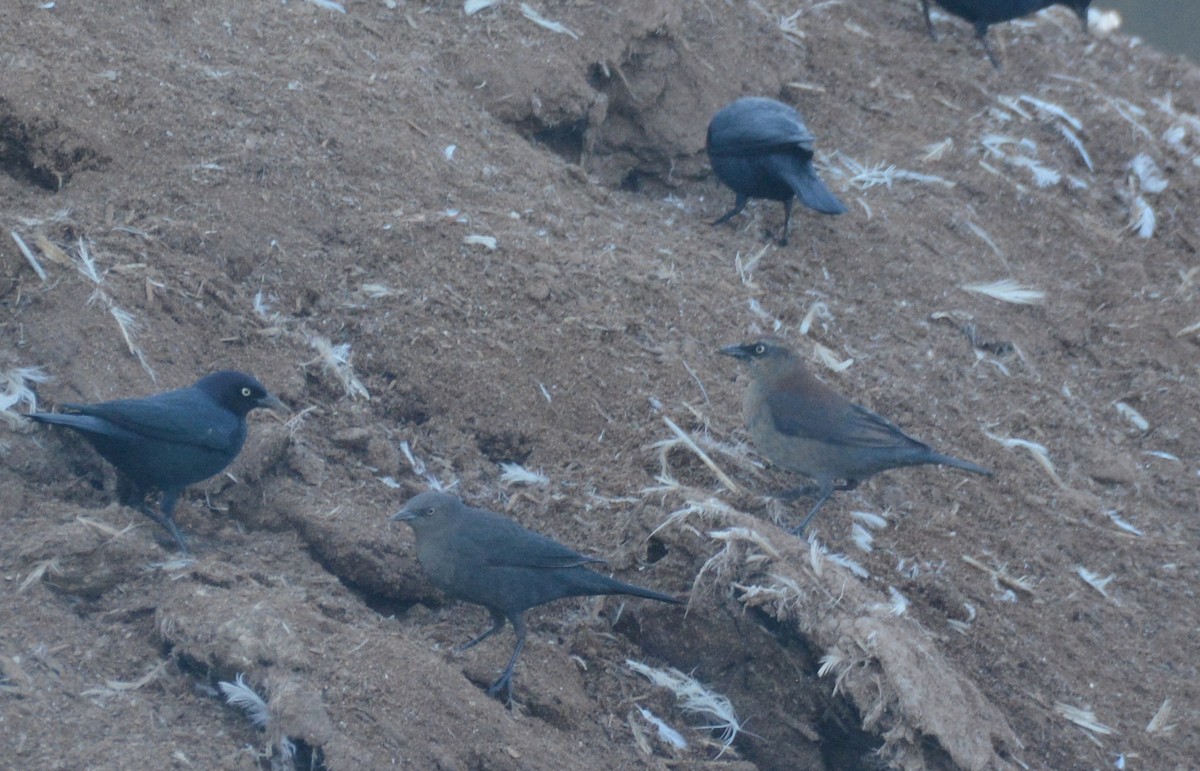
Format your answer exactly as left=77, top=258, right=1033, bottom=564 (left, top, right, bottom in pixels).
left=63, top=390, right=240, bottom=452
left=709, top=108, right=814, bottom=156
left=766, top=379, right=925, bottom=450
left=468, top=514, right=603, bottom=569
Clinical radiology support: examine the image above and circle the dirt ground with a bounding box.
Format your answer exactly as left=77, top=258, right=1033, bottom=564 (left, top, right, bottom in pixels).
left=1, top=1, right=1197, bottom=769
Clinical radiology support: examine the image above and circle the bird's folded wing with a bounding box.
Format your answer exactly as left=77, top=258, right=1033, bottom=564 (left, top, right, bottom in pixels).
left=478, top=525, right=603, bottom=569
left=64, top=394, right=239, bottom=451
left=768, top=389, right=923, bottom=450
left=709, top=113, right=814, bottom=156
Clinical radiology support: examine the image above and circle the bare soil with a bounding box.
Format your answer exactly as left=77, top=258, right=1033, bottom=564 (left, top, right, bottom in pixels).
left=2, top=1, right=1197, bottom=769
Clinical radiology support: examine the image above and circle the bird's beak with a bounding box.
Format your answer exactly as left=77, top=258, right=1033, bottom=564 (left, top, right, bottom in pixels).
left=390, top=508, right=415, bottom=522
left=719, top=343, right=752, bottom=360
left=258, top=393, right=291, bottom=413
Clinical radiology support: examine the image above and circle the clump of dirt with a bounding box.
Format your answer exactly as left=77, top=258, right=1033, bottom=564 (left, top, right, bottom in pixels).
left=2, top=1, right=1197, bottom=769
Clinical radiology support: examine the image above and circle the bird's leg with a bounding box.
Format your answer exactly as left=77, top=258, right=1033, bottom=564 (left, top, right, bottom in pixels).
left=976, top=24, right=1002, bottom=69
left=790, top=478, right=836, bottom=535
left=778, top=198, right=793, bottom=246
left=457, top=608, right=507, bottom=653
left=126, top=487, right=189, bottom=553
left=711, top=194, right=748, bottom=226
left=486, top=614, right=526, bottom=708
left=138, top=504, right=190, bottom=553
left=921, top=0, right=937, bottom=40
left=771, top=484, right=820, bottom=501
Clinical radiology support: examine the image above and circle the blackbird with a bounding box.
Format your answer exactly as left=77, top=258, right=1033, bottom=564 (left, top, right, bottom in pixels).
left=720, top=337, right=990, bottom=533
left=391, top=491, right=680, bottom=704
left=921, top=0, right=1091, bottom=68
left=29, top=370, right=287, bottom=552
left=706, top=96, right=846, bottom=246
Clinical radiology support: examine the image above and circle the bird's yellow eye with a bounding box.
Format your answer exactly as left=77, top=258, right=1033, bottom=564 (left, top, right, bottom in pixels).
left=753, top=344, right=766, bottom=355
left=241, top=387, right=252, bottom=397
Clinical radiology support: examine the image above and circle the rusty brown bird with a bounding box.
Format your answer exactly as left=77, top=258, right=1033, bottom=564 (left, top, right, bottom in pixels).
left=720, top=337, right=990, bottom=533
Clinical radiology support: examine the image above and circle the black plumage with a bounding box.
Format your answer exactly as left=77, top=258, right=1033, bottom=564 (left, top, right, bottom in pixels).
left=922, top=0, right=1092, bottom=67
left=706, top=96, right=846, bottom=246
left=392, top=491, right=680, bottom=704
left=29, top=370, right=287, bottom=551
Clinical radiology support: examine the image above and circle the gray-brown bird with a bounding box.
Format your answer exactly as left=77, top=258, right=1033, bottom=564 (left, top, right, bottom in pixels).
left=720, top=338, right=990, bottom=533
left=391, top=491, right=680, bottom=704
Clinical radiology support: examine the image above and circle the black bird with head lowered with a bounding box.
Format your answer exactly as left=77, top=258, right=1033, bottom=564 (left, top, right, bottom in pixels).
left=922, top=0, right=1092, bottom=68
left=28, top=370, right=288, bottom=552
left=392, top=491, right=681, bottom=705
left=706, top=96, right=846, bottom=246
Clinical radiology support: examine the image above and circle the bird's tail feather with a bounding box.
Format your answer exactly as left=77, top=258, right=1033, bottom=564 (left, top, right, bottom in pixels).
left=791, top=174, right=847, bottom=215
left=928, top=452, right=992, bottom=477
left=574, top=570, right=682, bottom=604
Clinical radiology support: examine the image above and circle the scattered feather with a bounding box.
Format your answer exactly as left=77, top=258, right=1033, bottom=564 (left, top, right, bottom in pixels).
left=1089, top=7, right=1121, bottom=33
left=798, top=301, right=832, bottom=337
left=1104, top=510, right=1143, bottom=536
left=0, top=366, right=50, bottom=428
left=1054, top=702, right=1116, bottom=736
left=947, top=602, right=976, bottom=634
left=921, top=138, right=953, bottom=162
left=306, top=335, right=369, bottom=400
left=10, top=230, right=46, bottom=281
left=465, top=0, right=502, bottom=14
left=1113, top=402, right=1149, bottom=431
left=962, top=554, right=1036, bottom=595
left=306, top=0, right=346, bottom=12
left=1075, top=566, right=1115, bottom=600
left=850, top=523, right=873, bottom=553
left=825, top=550, right=868, bottom=578
left=838, top=154, right=954, bottom=190
left=1017, top=95, right=1082, bottom=131
left=1130, top=153, right=1168, bottom=193
left=961, top=279, right=1045, bottom=305
left=886, top=586, right=909, bottom=616
left=498, top=462, right=549, bottom=487
left=219, top=673, right=272, bottom=728
left=1008, top=155, right=1061, bottom=187
left=1127, top=195, right=1156, bottom=238
left=660, top=416, right=742, bottom=494
left=983, top=430, right=1063, bottom=487
left=1145, top=698, right=1176, bottom=735
left=708, top=527, right=780, bottom=560
left=812, top=342, right=853, bottom=372
left=850, top=510, right=888, bottom=529
left=965, top=221, right=1003, bottom=257
left=519, top=3, right=579, bottom=39
left=443, top=144, right=457, bottom=161
left=626, top=660, right=741, bottom=754
left=463, top=234, right=497, bottom=250
left=1058, top=124, right=1093, bottom=171
left=109, top=306, right=156, bottom=381
left=82, top=660, right=169, bottom=697
left=635, top=706, right=688, bottom=749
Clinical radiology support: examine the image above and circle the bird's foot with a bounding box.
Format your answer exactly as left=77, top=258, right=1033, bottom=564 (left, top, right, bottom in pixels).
left=486, top=674, right=515, bottom=708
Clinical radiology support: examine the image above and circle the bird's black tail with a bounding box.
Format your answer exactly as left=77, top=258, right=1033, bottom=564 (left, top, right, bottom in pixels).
left=572, top=569, right=682, bottom=604
left=788, top=167, right=847, bottom=215
left=927, top=451, right=992, bottom=477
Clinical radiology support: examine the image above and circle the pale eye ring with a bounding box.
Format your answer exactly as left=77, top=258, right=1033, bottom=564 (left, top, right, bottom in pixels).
left=753, top=344, right=766, bottom=355
left=241, top=387, right=252, bottom=397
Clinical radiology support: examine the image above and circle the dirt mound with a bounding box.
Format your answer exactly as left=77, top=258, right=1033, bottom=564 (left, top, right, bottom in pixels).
left=2, top=1, right=1197, bottom=769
